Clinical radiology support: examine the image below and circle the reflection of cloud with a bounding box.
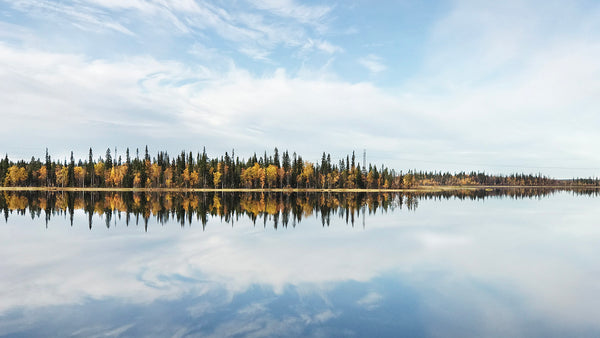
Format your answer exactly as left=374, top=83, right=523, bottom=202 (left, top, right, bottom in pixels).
left=71, top=324, right=135, bottom=338
left=97, top=324, right=136, bottom=338
left=237, top=302, right=268, bottom=315
left=312, top=310, right=337, bottom=323
left=202, top=307, right=338, bottom=337
left=186, top=301, right=214, bottom=318
left=1, top=194, right=600, bottom=335
left=1, top=211, right=415, bottom=315
left=417, top=232, right=469, bottom=249
left=205, top=316, right=303, bottom=338
left=357, top=291, right=383, bottom=310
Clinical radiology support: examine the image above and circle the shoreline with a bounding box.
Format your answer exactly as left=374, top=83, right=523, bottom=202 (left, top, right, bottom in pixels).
left=0, top=185, right=598, bottom=193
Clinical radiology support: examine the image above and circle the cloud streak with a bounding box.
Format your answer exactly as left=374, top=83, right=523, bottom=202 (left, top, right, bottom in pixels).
left=358, top=54, right=386, bottom=73
left=3, top=0, right=337, bottom=63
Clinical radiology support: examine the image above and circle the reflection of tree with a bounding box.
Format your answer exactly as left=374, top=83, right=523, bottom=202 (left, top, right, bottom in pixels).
left=1, top=188, right=598, bottom=230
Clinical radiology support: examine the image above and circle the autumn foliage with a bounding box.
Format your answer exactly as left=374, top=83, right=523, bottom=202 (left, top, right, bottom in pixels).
left=0, top=147, right=596, bottom=189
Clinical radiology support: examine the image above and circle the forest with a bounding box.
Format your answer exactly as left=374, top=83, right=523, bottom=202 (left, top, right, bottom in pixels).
left=0, top=147, right=598, bottom=189
left=4, top=189, right=599, bottom=229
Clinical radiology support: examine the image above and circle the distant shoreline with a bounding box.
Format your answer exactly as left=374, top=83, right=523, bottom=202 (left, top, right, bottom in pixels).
left=1, top=185, right=598, bottom=193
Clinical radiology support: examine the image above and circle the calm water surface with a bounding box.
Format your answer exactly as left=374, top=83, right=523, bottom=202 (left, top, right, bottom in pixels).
left=1, top=190, right=599, bottom=337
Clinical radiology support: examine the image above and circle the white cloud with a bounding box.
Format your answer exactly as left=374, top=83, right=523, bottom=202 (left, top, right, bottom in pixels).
left=9, top=0, right=135, bottom=35
left=188, top=42, right=226, bottom=62
left=0, top=43, right=430, bottom=162
left=1, top=34, right=599, bottom=175
left=392, top=0, right=600, bottom=175
left=301, top=38, right=343, bottom=54
left=0, top=43, right=213, bottom=158
left=238, top=46, right=272, bottom=61
left=358, top=54, right=387, bottom=73
left=3, top=0, right=335, bottom=61
left=1, top=1, right=600, bottom=176
left=249, top=0, right=332, bottom=25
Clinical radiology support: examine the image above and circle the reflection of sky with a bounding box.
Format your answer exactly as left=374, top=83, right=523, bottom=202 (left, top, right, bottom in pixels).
left=1, top=192, right=600, bottom=337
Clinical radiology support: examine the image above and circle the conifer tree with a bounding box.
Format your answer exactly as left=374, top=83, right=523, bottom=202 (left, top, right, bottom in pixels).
left=87, top=148, right=94, bottom=187
left=144, top=145, right=150, bottom=162
left=67, top=151, right=75, bottom=187
left=124, top=148, right=132, bottom=188
left=105, top=148, right=112, bottom=171
left=45, top=148, right=52, bottom=186
left=274, top=148, right=280, bottom=168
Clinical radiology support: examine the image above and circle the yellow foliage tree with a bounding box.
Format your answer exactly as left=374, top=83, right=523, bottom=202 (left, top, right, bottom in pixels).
left=94, top=162, right=105, bottom=185
left=147, top=163, right=161, bottom=188
left=367, top=171, right=375, bottom=189
left=265, top=164, right=278, bottom=188
left=213, top=163, right=223, bottom=188
left=277, top=167, right=285, bottom=188
left=74, top=166, right=86, bottom=187
left=298, top=162, right=314, bottom=188
left=213, top=170, right=222, bottom=188
left=133, top=172, right=142, bottom=188
left=106, top=165, right=127, bottom=187
left=3, top=165, right=28, bottom=187
left=36, top=166, right=47, bottom=186
left=403, top=173, right=415, bottom=188
left=164, top=167, right=174, bottom=187
left=258, top=166, right=265, bottom=189
left=190, top=170, right=199, bottom=188
left=182, top=167, right=191, bottom=188
left=55, top=166, right=69, bottom=187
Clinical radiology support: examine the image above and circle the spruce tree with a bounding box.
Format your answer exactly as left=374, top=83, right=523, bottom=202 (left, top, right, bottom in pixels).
left=274, top=148, right=280, bottom=168
left=45, top=148, right=52, bottom=186
left=105, top=148, right=112, bottom=171
left=87, top=148, right=94, bottom=187
left=68, top=151, right=75, bottom=187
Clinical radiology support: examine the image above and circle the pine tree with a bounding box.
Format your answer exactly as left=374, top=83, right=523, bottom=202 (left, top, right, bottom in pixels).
left=274, top=148, right=280, bottom=168
left=105, top=148, right=113, bottom=171
left=45, top=148, right=52, bottom=186
left=87, top=148, right=94, bottom=187
left=67, top=151, right=75, bottom=187
left=124, top=147, right=132, bottom=188
left=282, top=150, right=291, bottom=187
left=144, top=145, right=150, bottom=162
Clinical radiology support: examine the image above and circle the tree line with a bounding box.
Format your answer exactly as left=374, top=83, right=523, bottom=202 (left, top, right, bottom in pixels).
left=1, top=191, right=405, bottom=229
left=5, top=188, right=598, bottom=229
left=0, top=147, right=598, bottom=189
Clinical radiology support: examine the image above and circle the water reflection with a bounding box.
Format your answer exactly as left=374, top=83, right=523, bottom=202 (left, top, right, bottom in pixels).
left=1, top=189, right=600, bottom=337
left=2, top=188, right=598, bottom=230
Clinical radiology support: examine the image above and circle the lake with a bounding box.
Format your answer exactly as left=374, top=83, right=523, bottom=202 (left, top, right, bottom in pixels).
left=1, top=189, right=599, bottom=337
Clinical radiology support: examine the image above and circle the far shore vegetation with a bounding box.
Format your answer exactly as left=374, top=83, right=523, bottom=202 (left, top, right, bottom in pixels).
left=1, top=147, right=598, bottom=190
left=2, top=189, right=599, bottom=228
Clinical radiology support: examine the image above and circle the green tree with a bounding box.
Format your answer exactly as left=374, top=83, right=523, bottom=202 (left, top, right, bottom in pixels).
left=105, top=148, right=113, bottom=171
left=87, top=148, right=94, bottom=187
left=45, top=148, right=52, bottom=186
left=67, top=151, right=75, bottom=187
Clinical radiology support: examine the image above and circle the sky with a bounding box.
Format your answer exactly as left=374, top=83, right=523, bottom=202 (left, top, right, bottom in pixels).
left=0, top=0, right=599, bottom=178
